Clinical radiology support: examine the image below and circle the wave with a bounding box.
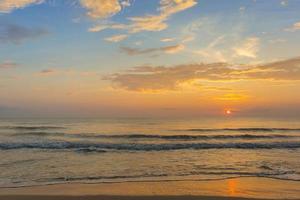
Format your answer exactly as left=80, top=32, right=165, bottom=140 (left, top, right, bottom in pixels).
left=38, top=173, right=168, bottom=182
left=75, top=133, right=298, bottom=140
left=1, top=141, right=300, bottom=151
left=12, top=132, right=66, bottom=137
left=11, top=132, right=299, bottom=140
left=0, top=126, right=65, bottom=131
left=29, top=170, right=300, bottom=184
left=183, top=128, right=300, bottom=132
left=2, top=172, right=300, bottom=189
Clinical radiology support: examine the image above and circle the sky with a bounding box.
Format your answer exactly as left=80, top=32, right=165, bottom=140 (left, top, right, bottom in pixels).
left=0, top=0, right=300, bottom=118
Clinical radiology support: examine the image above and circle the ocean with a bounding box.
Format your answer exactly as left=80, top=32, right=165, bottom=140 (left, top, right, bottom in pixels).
left=0, top=117, right=300, bottom=187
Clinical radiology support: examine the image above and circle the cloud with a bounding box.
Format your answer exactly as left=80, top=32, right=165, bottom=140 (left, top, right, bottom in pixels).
left=120, top=44, right=185, bottom=55
left=128, top=0, right=197, bottom=33
left=182, top=35, right=195, bottom=43
left=39, top=69, right=56, bottom=75
left=281, top=0, right=288, bottom=6
left=233, top=37, right=260, bottom=58
left=269, top=38, right=286, bottom=44
left=286, top=21, right=300, bottom=32
left=120, top=0, right=131, bottom=7
left=88, top=0, right=197, bottom=34
left=0, top=23, right=48, bottom=44
left=80, top=0, right=122, bottom=19
left=161, top=37, right=176, bottom=42
left=162, top=44, right=185, bottom=53
left=88, top=25, right=108, bottom=32
left=193, top=36, right=227, bottom=62
left=195, top=49, right=226, bottom=62
left=0, top=61, right=18, bottom=69
left=0, top=0, right=43, bottom=13
left=88, top=23, right=127, bottom=32
left=128, top=14, right=168, bottom=33
left=215, top=93, right=248, bottom=101
left=105, top=34, right=128, bottom=42
left=105, top=57, right=300, bottom=91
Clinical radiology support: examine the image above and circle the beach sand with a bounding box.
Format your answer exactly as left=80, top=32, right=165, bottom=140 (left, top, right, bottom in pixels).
left=0, top=195, right=278, bottom=200
left=0, top=177, right=300, bottom=200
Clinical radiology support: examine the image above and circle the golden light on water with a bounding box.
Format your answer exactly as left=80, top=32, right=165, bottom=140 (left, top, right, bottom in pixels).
left=227, top=179, right=238, bottom=196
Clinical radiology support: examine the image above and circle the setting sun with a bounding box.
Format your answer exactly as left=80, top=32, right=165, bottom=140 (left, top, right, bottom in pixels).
left=226, top=110, right=232, bottom=115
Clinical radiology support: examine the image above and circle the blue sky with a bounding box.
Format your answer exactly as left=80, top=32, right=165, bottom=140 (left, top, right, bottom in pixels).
left=1, top=0, right=300, bottom=118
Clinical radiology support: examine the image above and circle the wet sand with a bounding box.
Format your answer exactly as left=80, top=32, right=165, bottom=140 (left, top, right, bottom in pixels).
left=0, top=195, right=276, bottom=200
left=0, top=177, right=300, bottom=200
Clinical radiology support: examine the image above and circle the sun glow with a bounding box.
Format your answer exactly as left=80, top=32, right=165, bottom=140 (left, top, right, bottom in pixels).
left=226, top=110, right=232, bottom=115
left=227, top=179, right=238, bottom=196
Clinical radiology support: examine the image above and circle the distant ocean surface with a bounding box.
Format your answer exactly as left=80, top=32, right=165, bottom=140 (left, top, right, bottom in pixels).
left=0, top=117, right=300, bottom=187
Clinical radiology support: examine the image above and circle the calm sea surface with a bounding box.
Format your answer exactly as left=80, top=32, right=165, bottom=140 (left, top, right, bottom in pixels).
left=0, top=117, right=300, bottom=187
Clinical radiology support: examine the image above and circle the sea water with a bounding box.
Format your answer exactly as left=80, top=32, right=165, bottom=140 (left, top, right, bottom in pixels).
left=0, top=117, right=300, bottom=187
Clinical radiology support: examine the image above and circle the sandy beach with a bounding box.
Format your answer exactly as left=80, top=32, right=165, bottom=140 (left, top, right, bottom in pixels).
left=1, top=177, right=300, bottom=200
left=0, top=195, right=278, bottom=200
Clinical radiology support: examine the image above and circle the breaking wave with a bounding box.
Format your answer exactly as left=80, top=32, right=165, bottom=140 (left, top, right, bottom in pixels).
left=74, top=133, right=298, bottom=140
left=11, top=132, right=300, bottom=140
left=183, top=128, right=300, bottom=132
left=1, top=141, right=300, bottom=151
left=0, top=126, right=65, bottom=130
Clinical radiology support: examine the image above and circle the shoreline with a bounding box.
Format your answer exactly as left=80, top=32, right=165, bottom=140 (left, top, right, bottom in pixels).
left=1, top=175, right=300, bottom=189
left=1, top=177, right=300, bottom=200
left=0, top=195, right=279, bottom=200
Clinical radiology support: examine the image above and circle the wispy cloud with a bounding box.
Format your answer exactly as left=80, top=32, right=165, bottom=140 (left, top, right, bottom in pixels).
left=88, top=23, right=127, bottom=33
left=281, top=0, right=288, bottom=6
left=128, top=0, right=197, bottom=33
left=105, top=57, right=300, bottom=91
left=161, top=37, right=176, bottom=42
left=120, top=44, right=185, bottom=56
left=0, top=0, right=43, bottom=13
left=286, top=21, right=300, bottom=32
left=87, top=0, right=197, bottom=35
left=193, top=36, right=227, bottom=62
left=162, top=44, right=185, bottom=54
left=88, top=25, right=108, bottom=32
left=38, top=69, right=56, bottom=75
left=105, top=34, right=128, bottom=42
left=233, top=37, right=260, bottom=58
left=0, top=61, right=18, bottom=69
left=0, top=23, right=48, bottom=44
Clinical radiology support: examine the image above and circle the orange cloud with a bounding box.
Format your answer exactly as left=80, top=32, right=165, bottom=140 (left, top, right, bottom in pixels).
left=105, top=57, right=300, bottom=91
left=128, top=0, right=197, bottom=33
left=0, top=0, right=43, bottom=13
left=87, top=0, right=197, bottom=34
left=80, top=0, right=122, bottom=19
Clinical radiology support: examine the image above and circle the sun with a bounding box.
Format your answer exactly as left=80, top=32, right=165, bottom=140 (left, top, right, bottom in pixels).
left=226, top=110, right=232, bottom=115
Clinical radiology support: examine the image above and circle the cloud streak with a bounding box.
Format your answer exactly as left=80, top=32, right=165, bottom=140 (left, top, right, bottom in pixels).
left=120, top=44, right=185, bottom=56
left=105, top=34, right=128, bottom=42
left=127, top=0, right=197, bottom=33
left=233, top=37, right=260, bottom=58
left=0, top=61, right=18, bottom=69
left=105, top=57, right=300, bottom=91
left=0, top=0, right=43, bottom=13
left=0, top=23, right=48, bottom=44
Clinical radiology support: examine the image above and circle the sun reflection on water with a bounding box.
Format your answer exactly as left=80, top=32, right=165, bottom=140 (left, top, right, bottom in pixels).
left=227, top=179, right=238, bottom=196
